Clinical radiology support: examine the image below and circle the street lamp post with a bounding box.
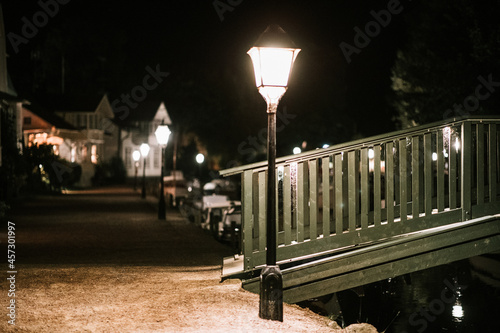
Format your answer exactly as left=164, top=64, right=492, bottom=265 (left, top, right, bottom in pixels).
left=133, top=150, right=141, bottom=191
left=140, top=143, right=150, bottom=199
left=196, top=153, right=204, bottom=184
left=155, top=121, right=171, bottom=220
left=247, top=25, right=300, bottom=321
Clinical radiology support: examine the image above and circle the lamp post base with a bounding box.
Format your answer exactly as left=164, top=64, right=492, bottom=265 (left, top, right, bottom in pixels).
left=259, top=265, right=283, bottom=321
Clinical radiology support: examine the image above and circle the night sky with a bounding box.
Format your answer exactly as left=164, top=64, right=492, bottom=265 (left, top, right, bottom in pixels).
left=4, top=0, right=495, bottom=169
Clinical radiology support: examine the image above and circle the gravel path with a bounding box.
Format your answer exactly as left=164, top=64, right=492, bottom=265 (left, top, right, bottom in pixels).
left=1, top=186, right=376, bottom=332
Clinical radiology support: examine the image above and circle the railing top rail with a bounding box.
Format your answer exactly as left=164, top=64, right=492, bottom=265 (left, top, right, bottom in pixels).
left=220, top=116, right=500, bottom=177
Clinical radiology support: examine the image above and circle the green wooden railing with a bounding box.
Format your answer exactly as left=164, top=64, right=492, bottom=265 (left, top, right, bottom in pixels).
left=220, top=117, right=500, bottom=272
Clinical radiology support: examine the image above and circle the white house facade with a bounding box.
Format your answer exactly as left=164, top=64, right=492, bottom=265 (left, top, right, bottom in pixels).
left=121, top=101, right=172, bottom=178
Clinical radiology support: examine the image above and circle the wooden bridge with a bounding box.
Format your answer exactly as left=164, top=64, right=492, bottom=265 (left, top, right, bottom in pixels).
left=220, top=116, right=500, bottom=304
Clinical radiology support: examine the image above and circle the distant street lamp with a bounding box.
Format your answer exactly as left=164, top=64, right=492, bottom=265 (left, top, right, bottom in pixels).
left=196, top=153, right=205, bottom=191
left=140, top=143, right=150, bottom=199
left=132, top=150, right=141, bottom=191
left=196, top=153, right=205, bottom=165
left=292, top=147, right=301, bottom=154
left=247, top=24, right=300, bottom=321
left=155, top=121, right=171, bottom=220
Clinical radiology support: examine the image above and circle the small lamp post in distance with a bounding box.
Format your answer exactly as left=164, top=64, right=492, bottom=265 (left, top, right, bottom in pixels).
left=196, top=153, right=205, bottom=183
left=140, top=143, right=150, bottom=199
left=155, top=121, right=171, bottom=220
left=247, top=24, right=301, bottom=322
left=132, top=150, right=141, bottom=191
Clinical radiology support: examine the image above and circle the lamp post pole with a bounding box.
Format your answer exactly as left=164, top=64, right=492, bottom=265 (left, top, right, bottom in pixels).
left=266, top=103, right=277, bottom=267
left=133, top=150, right=140, bottom=191
left=155, top=122, right=171, bottom=220
left=247, top=24, right=300, bottom=322
left=140, top=143, right=150, bottom=199
left=141, top=156, right=147, bottom=199
left=196, top=153, right=204, bottom=189
left=158, top=146, right=166, bottom=219
left=134, top=161, right=138, bottom=191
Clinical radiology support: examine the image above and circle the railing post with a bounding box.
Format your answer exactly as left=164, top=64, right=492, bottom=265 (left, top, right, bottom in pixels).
left=461, top=121, right=472, bottom=221
left=242, top=169, right=254, bottom=271
left=489, top=124, right=497, bottom=203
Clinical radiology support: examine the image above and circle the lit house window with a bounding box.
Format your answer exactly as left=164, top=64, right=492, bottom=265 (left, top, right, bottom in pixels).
left=81, top=145, right=88, bottom=160
left=125, top=147, right=132, bottom=169
left=153, top=148, right=160, bottom=168
left=91, top=145, right=98, bottom=164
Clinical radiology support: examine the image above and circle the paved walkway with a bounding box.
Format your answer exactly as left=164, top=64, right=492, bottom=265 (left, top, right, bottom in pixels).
left=1, top=186, right=348, bottom=332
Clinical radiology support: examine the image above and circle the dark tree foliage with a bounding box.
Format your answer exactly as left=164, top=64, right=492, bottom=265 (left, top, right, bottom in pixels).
left=391, top=0, right=500, bottom=127
left=0, top=106, right=25, bottom=202
left=24, top=145, right=81, bottom=193
left=92, top=156, right=126, bottom=185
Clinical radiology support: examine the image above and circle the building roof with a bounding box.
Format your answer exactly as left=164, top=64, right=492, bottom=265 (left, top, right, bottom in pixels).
left=0, top=90, right=22, bottom=102
left=23, top=102, right=77, bottom=131
left=116, top=99, right=172, bottom=124
left=38, top=94, right=109, bottom=113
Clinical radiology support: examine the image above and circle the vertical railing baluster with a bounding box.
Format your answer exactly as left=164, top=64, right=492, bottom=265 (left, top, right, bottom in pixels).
left=374, top=145, right=382, bottom=226
left=322, top=156, right=331, bottom=237
left=348, top=150, right=357, bottom=231
left=424, top=133, right=432, bottom=216
left=242, top=170, right=254, bottom=271
left=297, top=162, right=305, bottom=242
left=462, top=122, right=472, bottom=220
left=355, top=150, right=360, bottom=228
left=489, top=124, right=498, bottom=203
left=437, top=130, right=445, bottom=211
left=399, top=139, right=407, bottom=222
left=309, top=159, right=318, bottom=240
left=276, top=167, right=280, bottom=240
left=342, top=153, right=348, bottom=231
left=283, top=165, right=292, bottom=245
left=386, top=142, right=395, bottom=223
left=291, top=162, right=298, bottom=242
left=253, top=172, right=260, bottom=245
left=477, top=123, right=485, bottom=205
left=258, top=171, right=266, bottom=252
left=360, top=148, right=369, bottom=229
left=335, top=154, right=343, bottom=235
left=412, top=136, right=420, bottom=219
left=449, top=131, right=458, bottom=209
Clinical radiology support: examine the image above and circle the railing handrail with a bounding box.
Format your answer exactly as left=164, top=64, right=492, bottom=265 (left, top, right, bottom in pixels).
left=220, top=115, right=500, bottom=177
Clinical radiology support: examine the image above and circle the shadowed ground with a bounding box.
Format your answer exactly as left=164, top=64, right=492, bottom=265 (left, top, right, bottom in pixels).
left=1, top=186, right=376, bottom=332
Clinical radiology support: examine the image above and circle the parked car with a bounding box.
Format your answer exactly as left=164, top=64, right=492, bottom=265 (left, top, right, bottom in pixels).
left=201, top=196, right=241, bottom=244
left=163, top=171, right=189, bottom=207
left=218, top=204, right=242, bottom=249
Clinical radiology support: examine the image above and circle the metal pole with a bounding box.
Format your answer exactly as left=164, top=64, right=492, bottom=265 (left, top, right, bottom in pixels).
left=259, top=101, right=283, bottom=321
left=158, top=147, right=166, bottom=220
left=134, top=163, right=138, bottom=191
left=266, top=105, right=277, bottom=265
left=141, top=157, right=147, bottom=199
